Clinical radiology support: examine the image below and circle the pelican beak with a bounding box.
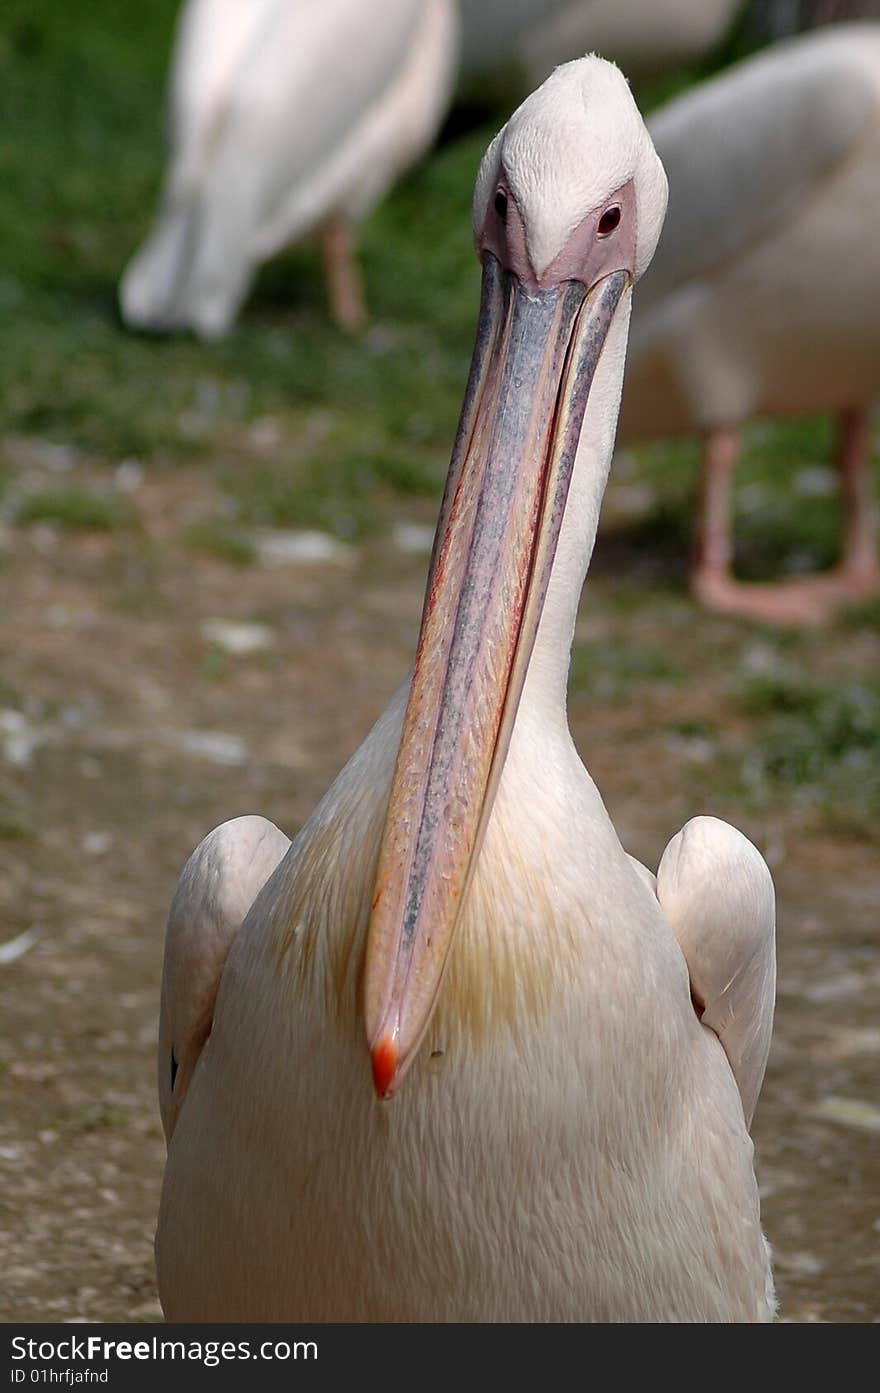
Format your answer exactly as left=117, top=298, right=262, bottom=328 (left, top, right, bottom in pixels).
left=364, top=252, right=629, bottom=1096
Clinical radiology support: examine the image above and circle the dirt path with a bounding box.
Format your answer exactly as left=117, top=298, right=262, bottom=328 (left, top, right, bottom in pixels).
left=1, top=457, right=878, bottom=1323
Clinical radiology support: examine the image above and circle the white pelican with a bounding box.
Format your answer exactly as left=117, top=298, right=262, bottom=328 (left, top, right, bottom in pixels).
left=459, top=0, right=743, bottom=101
left=120, top=0, right=459, bottom=337
left=156, top=56, right=777, bottom=1322
left=618, top=23, right=880, bottom=624
left=522, top=0, right=742, bottom=86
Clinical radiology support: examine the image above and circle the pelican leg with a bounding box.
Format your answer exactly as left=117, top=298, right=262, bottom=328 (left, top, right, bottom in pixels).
left=321, top=221, right=367, bottom=333
left=833, top=406, right=880, bottom=598
left=656, top=816, right=776, bottom=1128
left=691, top=426, right=744, bottom=610
left=691, top=417, right=878, bottom=625
left=690, top=427, right=825, bottom=624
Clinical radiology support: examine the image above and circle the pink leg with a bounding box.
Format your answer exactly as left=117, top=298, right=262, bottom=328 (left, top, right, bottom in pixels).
left=321, top=222, right=366, bottom=333
left=693, top=427, right=739, bottom=586
left=690, top=425, right=855, bottom=627
left=834, top=406, right=880, bottom=595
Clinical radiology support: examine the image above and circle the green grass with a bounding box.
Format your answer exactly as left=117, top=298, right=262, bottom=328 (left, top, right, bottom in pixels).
left=221, top=414, right=446, bottom=541
left=570, top=641, right=682, bottom=700
left=200, top=645, right=230, bottom=684
left=739, top=672, right=880, bottom=796
left=15, top=486, right=131, bottom=531
left=184, top=519, right=256, bottom=567
left=58, top=1102, right=130, bottom=1133
left=670, top=665, right=880, bottom=827
left=0, top=805, right=33, bottom=841
left=843, top=595, right=880, bottom=630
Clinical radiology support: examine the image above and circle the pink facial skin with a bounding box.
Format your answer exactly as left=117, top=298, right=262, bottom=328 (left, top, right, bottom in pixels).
left=478, top=175, right=638, bottom=292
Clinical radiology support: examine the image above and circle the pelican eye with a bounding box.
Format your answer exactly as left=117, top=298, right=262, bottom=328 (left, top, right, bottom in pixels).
left=494, top=189, right=508, bottom=222
left=170, top=1049, right=178, bottom=1090
left=597, top=205, right=621, bottom=237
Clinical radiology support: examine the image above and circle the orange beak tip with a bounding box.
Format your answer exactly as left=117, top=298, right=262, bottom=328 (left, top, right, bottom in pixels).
left=371, top=1035, right=399, bottom=1100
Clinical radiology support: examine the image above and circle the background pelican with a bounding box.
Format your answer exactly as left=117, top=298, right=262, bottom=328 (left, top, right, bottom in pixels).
left=458, top=0, right=743, bottom=102
left=522, top=0, right=743, bottom=85
left=156, top=56, right=776, bottom=1321
left=119, top=0, right=459, bottom=337
left=618, top=23, right=880, bottom=624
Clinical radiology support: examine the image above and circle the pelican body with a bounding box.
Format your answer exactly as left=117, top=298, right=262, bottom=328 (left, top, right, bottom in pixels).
left=120, top=0, right=459, bottom=337
left=459, top=0, right=742, bottom=103
left=618, top=23, right=880, bottom=622
left=156, top=58, right=776, bottom=1322
left=525, top=0, right=742, bottom=82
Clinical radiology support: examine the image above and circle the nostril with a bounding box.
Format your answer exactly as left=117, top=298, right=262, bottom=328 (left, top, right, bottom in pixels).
left=494, top=189, right=508, bottom=222
left=597, top=205, right=621, bottom=237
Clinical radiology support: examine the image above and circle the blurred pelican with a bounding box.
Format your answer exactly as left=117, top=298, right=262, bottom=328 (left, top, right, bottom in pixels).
left=156, top=56, right=776, bottom=1321
left=120, top=0, right=459, bottom=337
left=619, top=23, right=880, bottom=624
left=459, top=0, right=742, bottom=102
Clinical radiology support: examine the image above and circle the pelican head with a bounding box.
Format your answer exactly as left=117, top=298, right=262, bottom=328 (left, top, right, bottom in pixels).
left=364, top=57, right=668, bottom=1097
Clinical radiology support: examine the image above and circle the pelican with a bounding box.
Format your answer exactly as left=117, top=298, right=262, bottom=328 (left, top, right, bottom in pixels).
left=459, top=0, right=743, bottom=102
left=521, top=0, right=742, bottom=86
left=120, top=0, right=459, bottom=337
left=156, top=56, right=777, bottom=1322
left=618, top=23, right=880, bottom=624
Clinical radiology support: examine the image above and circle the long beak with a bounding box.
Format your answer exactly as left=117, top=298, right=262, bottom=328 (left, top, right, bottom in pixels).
left=364, top=254, right=629, bottom=1097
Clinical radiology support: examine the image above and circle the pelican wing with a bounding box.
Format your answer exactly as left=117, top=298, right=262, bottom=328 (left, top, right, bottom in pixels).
left=158, top=814, right=290, bottom=1142
left=522, top=0, right=742, bottom=89
left=640, top=25, right=880, bottom=310
left=656, top=815, right=776, bottom=1128
left=209, top=0, right=425, bottom=218
left=165, top=0, right=279, bottom=176
left=163, top=0, right=428, bottom=200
